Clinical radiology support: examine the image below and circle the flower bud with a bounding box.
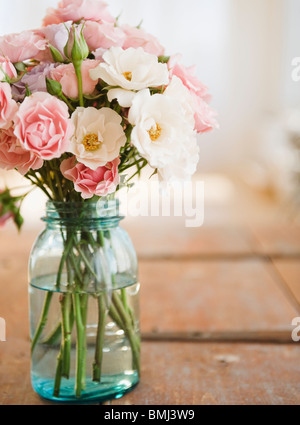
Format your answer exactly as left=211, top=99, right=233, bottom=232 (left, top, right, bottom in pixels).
left=49, top=45, right=65, bottom=63
left=46, top=78, right=63, bottom=97
left=64, top=24, right=89, bottom=64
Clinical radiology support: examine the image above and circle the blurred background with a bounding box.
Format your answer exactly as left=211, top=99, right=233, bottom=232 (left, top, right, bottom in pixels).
left=0, top=0, right=300, bottom=228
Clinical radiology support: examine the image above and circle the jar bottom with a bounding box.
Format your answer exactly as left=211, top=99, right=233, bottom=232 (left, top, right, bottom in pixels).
left=32, top=372, right=139, bottom=403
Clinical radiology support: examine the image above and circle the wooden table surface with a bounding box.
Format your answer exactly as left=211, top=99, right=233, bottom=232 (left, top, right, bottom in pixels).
left=0, top=218, right=300, bottom=405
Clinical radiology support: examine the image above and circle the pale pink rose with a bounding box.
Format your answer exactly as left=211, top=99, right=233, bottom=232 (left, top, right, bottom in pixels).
left=0, top=56, right=17, bottom=81
left=12, top=62, right=56, bottom=102
left=0, top=31, right=47, bottom=63
left=61, top=156, right=120, bottom=199
left=14, top=92, right=74, bottom=160
left=168, top=55, right=211, bottom=102
left=42, top=8, right=63, bottom=26
left=0, top=83, right=18, bottom=130
left=0, top=127, right=43, bottom=175
left=83, top=21, right=125, bottom=52
left=37, top=22, right=72, bottom=62
left=192, top=92, right=219, bottom=134
left=168, top=56, right=218, bottom=133
left=43, top=0, right=115, bottom=26
left=122, top=25, right=165, bottom=56
left=50, top=60, right=100, bottom=99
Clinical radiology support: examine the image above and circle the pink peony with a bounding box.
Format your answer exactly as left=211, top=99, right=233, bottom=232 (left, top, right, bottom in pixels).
left=43, top=0, right=115, bottom=26
left=0, top=83, right=18, bottom=130
left=50, top=60, right=100, bottom=99
left=83, top=21, right=125, bottom=53
left=0, top=127, right=43, bottom=175
left=0, top=31, right=47, bottom=63
left=122, top=25, right=165, bottom=56
left=61, top=156, right=120, bottom=199
left=14, top=92, right=74, bottom=160
left=0, top=56, right=17, bottom=81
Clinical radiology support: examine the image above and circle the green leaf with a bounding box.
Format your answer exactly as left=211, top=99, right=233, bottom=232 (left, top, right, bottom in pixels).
left=25, top=84, right=32, bottom=97
left=158, top=56, right=170, bottom=64
left=14, top=211, right=24, bottom=232
left=14, top=62, right=27, bottom=72
left=49, top=45, right=65, bottom=63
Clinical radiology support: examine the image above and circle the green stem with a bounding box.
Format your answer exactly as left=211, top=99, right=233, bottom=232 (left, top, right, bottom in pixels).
left=31, top=292, right=53, bottom=354
left=77, top=245, right=98, bottom=280
left=60, top=93, right=75, bottom=112
left=61, top=294, right=72, bottom=379
left=53, top=348, right=63, bottom=398
left=73, top=293, right=85, bottom=398
left=54, top=169, right=65, bottom=201
left=93, top=294, right=107, bottom=382
left=112, top=292, right=140, bottom=375
left=80, top=294, right=88, bottom=389
left=74, top=61, right=84, bottom=107
left=121, top=288, right=129, bottom=313
left=56, top=233, right=75, bottom=290
left=42, top=321, right=61, bottom=346
left=23, top=174, right=52, bottom=200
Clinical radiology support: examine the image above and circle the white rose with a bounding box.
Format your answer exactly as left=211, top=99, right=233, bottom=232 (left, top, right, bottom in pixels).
left=158, top=136, right=200, bottom=183
left=128, top=89, right=194, bottom=169
left=164, top=76, right=196, bottom=128
left=69, top=107, right=126, bottom=170
left=90, top=47, right=169, bottom=107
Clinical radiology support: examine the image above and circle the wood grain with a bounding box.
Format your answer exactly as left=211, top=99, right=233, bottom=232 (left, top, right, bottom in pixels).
left=112, top=342, right=300, bottom=405
left=1, top=226, right=300, bottom=405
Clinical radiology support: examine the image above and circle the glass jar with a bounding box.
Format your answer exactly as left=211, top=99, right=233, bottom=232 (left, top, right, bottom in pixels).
left=29, top=200, right=140, bottom=403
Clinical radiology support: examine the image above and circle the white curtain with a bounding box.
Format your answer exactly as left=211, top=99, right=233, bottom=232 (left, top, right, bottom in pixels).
left=0, top=0, right=299, bottom=172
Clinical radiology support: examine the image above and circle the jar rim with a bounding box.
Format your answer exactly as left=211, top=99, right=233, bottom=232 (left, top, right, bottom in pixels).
left=43, top=199, right=122, bottom=228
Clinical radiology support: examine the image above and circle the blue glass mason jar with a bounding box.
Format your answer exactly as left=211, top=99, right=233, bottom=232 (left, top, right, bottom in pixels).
left=29, top=200, right=140, bottom=403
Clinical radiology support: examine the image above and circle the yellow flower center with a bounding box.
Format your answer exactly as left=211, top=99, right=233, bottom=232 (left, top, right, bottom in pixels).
left=148, top=124, right=162, bottom=141
left=82, top=134, right=102, bottom=152
left=122, top=71, right=132, bottom=81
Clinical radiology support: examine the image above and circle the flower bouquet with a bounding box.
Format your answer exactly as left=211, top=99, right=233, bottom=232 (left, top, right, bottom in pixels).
left=0, top=0, right=217, bottom=403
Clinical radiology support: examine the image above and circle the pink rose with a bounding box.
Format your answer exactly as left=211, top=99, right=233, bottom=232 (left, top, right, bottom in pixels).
left=168, top=56, right=218, bottom=133
left=0, top=83, right=18, bottom=130
left=0, top=127, right=43, bottom=175
left=0, top=31, right=47, bottom=63
left=0, top=56, right=17, bottom=81
left=42, top=8, right=62, bottom=26
left=12, top=62, right=56, bottom=102
left=37, top=22, right=72, bottom=62
left=168, top=55, right=211, bottom=102
left=192, top=92, right=219, bottom=134
left=122, top=25, right=165, bottom=56
left=83, top=21, right=125, bottom=53
left=61, top=156, right=120, bottom=199
left=14, top=92, right=74, bottom=160
left=43, top=0, right=115, bottom=26
left=50, top=60, right=100, bottom=99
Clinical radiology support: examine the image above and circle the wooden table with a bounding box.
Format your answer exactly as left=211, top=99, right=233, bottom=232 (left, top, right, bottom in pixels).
left=0, top=219, right=300, bottom=405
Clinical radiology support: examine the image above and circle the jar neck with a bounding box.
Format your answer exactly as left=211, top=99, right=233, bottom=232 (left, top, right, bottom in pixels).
left=42, top=200, right=122, bottom=230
